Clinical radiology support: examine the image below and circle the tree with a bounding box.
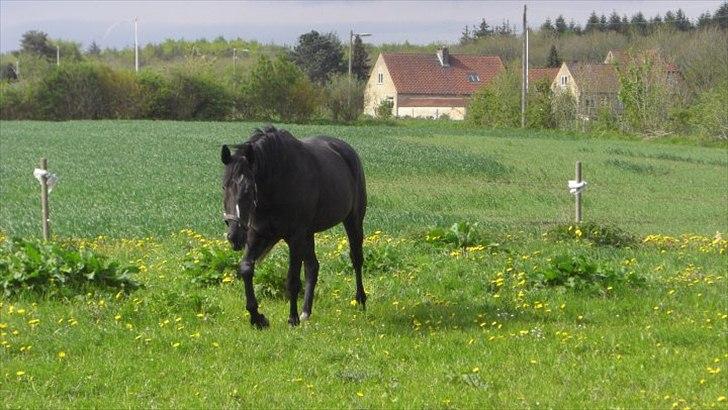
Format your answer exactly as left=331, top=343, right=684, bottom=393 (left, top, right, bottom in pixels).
left=20, top=30, right=55, bottom=60
left=460, top=25, right=473, bottom=44
left=631, top=12, right=648, bottom=35
left=555, top=15, right=567, bottom=35
left=608, top=11, right=622, bottom=32
left=585, top=11, right=600, bottom=33
left=494, top=20, right=514, bottom=36
left=541, top=18, right=555, bottom=35
left=674, top=9, right=693, bottom=31
left=474, top=18, right=492, bottom=38
left=716, top=2, right=728, bottom=29
left=546, top=45, right=561, bottom=68
left=87, top=41, right=101, bottom=56
left=290, top=30, right=345, bottom=85
left=350, top=34, right=370, bottom=81
left=599, top=14, right=608, bottom=31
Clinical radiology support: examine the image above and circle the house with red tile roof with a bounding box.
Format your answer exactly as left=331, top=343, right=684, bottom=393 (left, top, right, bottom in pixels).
left=528, top=67, right=560, bottom=87
left=363, top=48, right=504, bottom=120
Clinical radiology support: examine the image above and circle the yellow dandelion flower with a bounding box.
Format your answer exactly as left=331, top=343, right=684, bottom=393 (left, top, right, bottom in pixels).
left=472, top=367, right=480, bottom=373
left=350, top=300, right=357, bottom=306
left=16, top=371, right=25, bottom=376
left=58, top=351, right=66, bottom=359
left=356, top=391, right=364, bottom=397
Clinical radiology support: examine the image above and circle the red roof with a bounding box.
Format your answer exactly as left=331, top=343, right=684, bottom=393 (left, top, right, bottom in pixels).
left=529, top=67, right=560, bottom=84
left=382, top=53, right=504, bottom=95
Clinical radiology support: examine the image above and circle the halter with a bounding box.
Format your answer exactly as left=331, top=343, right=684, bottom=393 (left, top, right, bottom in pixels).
left=223, top=181, right=258, bottom=227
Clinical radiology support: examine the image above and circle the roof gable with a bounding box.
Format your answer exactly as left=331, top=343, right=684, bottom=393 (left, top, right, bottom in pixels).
left=381, top=53, right=504, bottom=95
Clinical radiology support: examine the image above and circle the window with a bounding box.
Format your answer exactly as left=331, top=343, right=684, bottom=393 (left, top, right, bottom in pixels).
left=377, top=72, right=383, bottom=84
left=560, top=75, right=568, bottom=86
left=467, top=73, right=480, bottom=83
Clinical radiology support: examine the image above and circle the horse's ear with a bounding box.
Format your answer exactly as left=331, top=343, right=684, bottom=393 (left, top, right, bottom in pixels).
left=221, top=145, right=231, bottom=165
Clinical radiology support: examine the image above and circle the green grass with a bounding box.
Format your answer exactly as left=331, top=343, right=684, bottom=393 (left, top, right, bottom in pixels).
left=0, top=121, right=726, bottom=237
left=1, top=121, right=727, bottom=408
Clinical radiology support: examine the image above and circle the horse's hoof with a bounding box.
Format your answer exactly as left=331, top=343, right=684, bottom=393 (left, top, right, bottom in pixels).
left=251, top=314, right=269, bottom=329
left=300, top=312, right=310, bottom=321
left=288, top=316, right=300, bottom=327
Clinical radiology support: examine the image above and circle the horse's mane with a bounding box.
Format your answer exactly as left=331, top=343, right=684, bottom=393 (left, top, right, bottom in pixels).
left=232, top=125, right=300, bottom=182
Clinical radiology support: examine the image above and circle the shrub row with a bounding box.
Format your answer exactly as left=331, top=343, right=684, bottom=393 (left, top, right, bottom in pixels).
left=0, top=56, right=367, bottom=123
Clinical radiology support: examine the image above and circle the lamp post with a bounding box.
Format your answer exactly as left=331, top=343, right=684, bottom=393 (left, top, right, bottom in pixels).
left=348, top=30, right=371, bottom=117
left=134, top=17, right=139, bottom=72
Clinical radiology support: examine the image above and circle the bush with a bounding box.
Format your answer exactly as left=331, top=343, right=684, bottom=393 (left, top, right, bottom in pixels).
left=137, top=69, right=173, bottom=119
left=690, top=81, right=728, bottom=139
left=324, top=74, right=365, bottom=122
left=466, top=68, right=520, bottom=127
left=239, top=55, right=320, bottom=122
left=0, top=237, right=140, bottom=297
left=375, top=99, right=394, bottom=119
left=34, top=62, right=142, bottom=120
left=550, top=91, right=579, bottom=130
left=526, top=78, right=555, bottom=129
left=0, top=81, right=36, bottom=119
left=166, top=68, right=233, bottom=120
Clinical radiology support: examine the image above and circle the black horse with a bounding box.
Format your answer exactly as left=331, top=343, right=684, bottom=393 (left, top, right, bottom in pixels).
left=221, top=126, right=367, bottom=328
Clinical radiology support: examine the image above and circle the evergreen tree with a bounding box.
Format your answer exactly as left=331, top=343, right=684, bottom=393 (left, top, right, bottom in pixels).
left=350, top=35, right=370, bottom=81
left=674, top=9, right=693, bottom=31
left=585, top=11, right=600, bottom=33
left=599, top=14, right=608, bottom=31
left=555, top=15, right=567, bottom=35
left=631, top=12, right=648, bottom=35
left=546, top=45, right=561, bottom=68
left=608, top=11, right=622, bottom=32
left=697, top=11, right=712, bottom=29
left=460, top=25, right=472, bottom=44
left=541, top=18, right=555, bottom=35
left=716, top=2, right=728, bottom=29
left=474, top=18, right=493, bottom=38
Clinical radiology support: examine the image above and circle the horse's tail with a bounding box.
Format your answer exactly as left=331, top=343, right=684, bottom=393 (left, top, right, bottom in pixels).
left=339, top=141, right=367, bottom=221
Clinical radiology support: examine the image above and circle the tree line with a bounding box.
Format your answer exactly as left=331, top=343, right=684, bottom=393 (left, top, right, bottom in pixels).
left=0, top=30, right=374, bottom=123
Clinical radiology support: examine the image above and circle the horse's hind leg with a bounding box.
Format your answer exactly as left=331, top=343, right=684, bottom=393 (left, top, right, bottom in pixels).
left=301, top=239, right=319, bottom=321
left=284, top=238, right=305, bottom=326
left=344, top=214, right=366, bottom=310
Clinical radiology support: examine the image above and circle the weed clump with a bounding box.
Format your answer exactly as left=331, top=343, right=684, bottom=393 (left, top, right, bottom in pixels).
left=547, top=222, right=636, bottom=247
left=0, top=237, right=140, bottom=297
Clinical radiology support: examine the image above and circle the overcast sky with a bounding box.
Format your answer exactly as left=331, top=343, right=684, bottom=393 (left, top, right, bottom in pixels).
left=1, top=1, right=722, bottom=52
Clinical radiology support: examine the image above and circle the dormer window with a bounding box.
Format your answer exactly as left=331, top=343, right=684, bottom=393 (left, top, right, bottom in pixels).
left=467, top=73, right=480, bottom=83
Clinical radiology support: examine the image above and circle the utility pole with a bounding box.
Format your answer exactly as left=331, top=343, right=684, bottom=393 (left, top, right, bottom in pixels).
left=233, top=48, right=237, bottom=70
left=56, top=45, right=60, bottom=66
left=348, top=30, right=371, bottom=115
left=134, top=17, right=139, bottom=72
left=521, top=4, right=528, bottom=128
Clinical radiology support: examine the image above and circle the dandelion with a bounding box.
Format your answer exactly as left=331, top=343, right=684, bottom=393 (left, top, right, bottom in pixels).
left=16, top=370, right=25, bottom=376
left=172, top=342, right=181, bottom=348
left=350, top=300, right=357, bottom=306
left=356, top=391, right=364, bottom=397
left=472, top=367, right=480, bottom=373
left=58, top=351, right=66, bottom=359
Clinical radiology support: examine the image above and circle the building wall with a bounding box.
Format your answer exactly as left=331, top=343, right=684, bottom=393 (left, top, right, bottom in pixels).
left=363, top=55, right=398, bottom=117
left=396, top=105, right=467, bottom=120
left=551, top=63, right=580, bottom=100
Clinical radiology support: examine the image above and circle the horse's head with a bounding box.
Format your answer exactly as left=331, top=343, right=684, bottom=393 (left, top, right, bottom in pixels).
left=221, top=144, right=256, bottom=251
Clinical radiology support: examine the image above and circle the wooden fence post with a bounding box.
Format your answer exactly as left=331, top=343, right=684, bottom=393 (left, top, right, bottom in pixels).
left=40, top=158, right=50, bottom=241
left=575, top=161, right=582, bottom=223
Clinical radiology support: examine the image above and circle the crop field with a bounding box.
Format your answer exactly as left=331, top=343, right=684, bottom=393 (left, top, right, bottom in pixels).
left=1, top=121, right=727, bottom=408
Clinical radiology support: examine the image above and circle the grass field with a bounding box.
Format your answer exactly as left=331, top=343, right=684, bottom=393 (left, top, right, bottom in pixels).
left=1, top=121, right=727, bottom=408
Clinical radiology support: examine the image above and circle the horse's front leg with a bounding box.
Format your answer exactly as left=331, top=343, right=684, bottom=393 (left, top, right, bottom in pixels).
left=239, top=235, right=277, bottom=329
left=285, top=240, right=304, bottom=326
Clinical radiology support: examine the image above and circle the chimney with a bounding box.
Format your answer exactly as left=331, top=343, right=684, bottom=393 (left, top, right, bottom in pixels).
left=437, top=47, right=450, bottom=67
